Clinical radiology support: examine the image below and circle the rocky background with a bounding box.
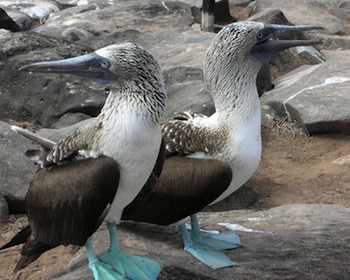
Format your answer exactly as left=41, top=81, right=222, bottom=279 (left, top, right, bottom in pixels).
left=0, top=0, right=350, bottom=279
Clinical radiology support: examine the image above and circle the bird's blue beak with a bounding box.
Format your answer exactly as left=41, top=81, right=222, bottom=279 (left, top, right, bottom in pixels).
left=19, top=52, right=115, bottom=81
left=252, top=23, right=323, bottom=61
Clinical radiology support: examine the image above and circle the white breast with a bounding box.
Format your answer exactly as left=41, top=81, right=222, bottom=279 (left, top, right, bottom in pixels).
left=95, top=108, right=161, bottom=224
left=211, top=110, right=261, bottom=204
left=187, top=111, right=262, bottom=205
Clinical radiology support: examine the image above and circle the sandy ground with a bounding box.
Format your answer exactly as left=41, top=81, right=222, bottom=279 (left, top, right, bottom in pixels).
left=1, top=130, right=350, bottom=280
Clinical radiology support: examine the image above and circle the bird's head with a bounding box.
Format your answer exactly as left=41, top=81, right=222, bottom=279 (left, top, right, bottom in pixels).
left=20, top=42, right=163, bottom=89
left=205, top=21, right=322, bottom=86
left=20, top=43, right=166, bottom=122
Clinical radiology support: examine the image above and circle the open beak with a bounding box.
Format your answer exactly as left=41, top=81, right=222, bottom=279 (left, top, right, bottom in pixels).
left=19, top=52, right=115, bottom=81
left=252, top=24, right=323, bottom=57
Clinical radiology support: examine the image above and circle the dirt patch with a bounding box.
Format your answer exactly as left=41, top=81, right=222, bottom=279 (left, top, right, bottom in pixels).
left=1, top=129, right=350, bottom=279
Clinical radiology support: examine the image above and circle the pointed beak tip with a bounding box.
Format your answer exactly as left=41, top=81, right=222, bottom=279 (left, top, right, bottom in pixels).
left=306, top=25, right=325, bottom=32
left=10, top=125, right=20, bottom=132
left=19, top=64, right=32, bottom=72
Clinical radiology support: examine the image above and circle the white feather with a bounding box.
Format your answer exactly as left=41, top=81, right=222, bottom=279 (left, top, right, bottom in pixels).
left=96, top=106, right=161, bottom=224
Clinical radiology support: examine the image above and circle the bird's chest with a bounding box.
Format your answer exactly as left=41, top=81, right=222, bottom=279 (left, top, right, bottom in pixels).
left=223, top=114, right=262, bottom=189
left=95, top=111, right=162, bottom=223
left=96, top=112, right=161, bottom=173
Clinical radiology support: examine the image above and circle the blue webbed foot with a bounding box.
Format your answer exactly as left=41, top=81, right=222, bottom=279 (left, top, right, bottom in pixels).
left=190, top=215, right=240, bottom=250
left=178, top=223, right=234, bottom=269
left=86, top=224, right=160, bottom=280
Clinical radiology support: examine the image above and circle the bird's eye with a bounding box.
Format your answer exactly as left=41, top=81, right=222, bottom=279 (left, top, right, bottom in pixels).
left=257, top=31, right=264, bottom=40
left=100, top=59, right=110, bottom=69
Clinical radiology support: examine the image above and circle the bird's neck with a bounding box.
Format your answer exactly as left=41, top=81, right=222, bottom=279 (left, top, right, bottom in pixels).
left=205, top=63, right=260, bottom=124
left=99, top=82, right=166, bottom=125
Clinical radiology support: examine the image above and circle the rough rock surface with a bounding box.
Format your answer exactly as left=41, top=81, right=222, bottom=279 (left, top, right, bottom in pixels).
left=33, top=0, right=214, bottom=70
left=0, top=0, right=61, bottom=24
left=0, top=31, right=110, bottom=126
left=33, top=1, right=195, bottom=43
left=0, top=195, right=8, bottom=222
left=164, top=66, right=214, bottom=117
left=51, top=112, right=91, bottom=129
left=261, top=50, right=350, bottom=134
left=255, top=0, right=349, bottom=35
left=0, top=121, right=35, bottom=202
left=50, top=204, right=350, bottom=280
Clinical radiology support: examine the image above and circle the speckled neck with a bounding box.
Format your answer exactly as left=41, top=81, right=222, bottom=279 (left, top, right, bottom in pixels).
left=99, top=80, right=167, bottom=125
left=204, top=59, right=261, bottom=124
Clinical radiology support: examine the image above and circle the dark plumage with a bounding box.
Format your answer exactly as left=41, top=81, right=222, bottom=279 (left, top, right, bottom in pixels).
left=0, top=7, right=21, bottom=32
left=1, top=156, right=119, bottom=271
left=123, top=156, right=232, bottom=225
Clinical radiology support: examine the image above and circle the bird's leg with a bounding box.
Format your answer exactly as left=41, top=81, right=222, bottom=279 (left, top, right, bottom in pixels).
left=178, top=223, right=234, bottom=269
left=190, top=214, right=241, bottom=250
left=89, top=223, right=160, bottom=280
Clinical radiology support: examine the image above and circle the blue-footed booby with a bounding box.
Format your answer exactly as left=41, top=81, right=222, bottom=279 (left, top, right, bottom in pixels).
left=0, top=42, right=168, bottom=280
left=125, top=22, right=322, bottom=268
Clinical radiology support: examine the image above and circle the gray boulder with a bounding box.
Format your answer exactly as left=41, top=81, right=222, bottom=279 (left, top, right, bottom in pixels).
left=38, top=118, right=94, bottom=142
left=0, top=121, right=36, bottom=203
left=164, top=66, right=214, bottom=117
left=0, top=195, right=8, bottom=222
left=51, top=113, right=91, bottom=129
left=51, top=204, right=350, bottom=280
left=255, top=0, right=347, bottom=35
left=0, top=0, right=62, bottom=24
left=261, top=50, right=350, bottom=134
left=0, top=31, right=111, bottom=127
left=311, top=33, right=350, bottom=50
left=33, top=0, right=195, bottom=44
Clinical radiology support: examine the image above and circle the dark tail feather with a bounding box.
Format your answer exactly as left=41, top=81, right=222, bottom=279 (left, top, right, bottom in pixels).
left=0, top=226, right=31, bottom=250
left=15, top=254, right=41, bottom=272
left=14, top=240, right=57, bottom=272
left=0, top=8, right=21, bottom=32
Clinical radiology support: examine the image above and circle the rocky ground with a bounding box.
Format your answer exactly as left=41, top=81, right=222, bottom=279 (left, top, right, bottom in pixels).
left=1, top=0, right=350, bottom=279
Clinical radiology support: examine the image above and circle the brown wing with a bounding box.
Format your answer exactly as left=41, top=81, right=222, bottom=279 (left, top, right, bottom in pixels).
left=122, top=157, right=232, bottom=226
left=26, top=156, right=119, bottom=247
left=0, top=8, right=21, bottom=32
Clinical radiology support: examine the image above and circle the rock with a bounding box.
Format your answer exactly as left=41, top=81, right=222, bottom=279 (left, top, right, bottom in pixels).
left=255, top=0, right=346, bottom=35
left=1, top=9, right=34, bottom=31
left=33, top=0, right=195, bottom=43
left=164, top=66, right=214, bottom=117
left=0, top=121, right=36, bottom=204
left=0, top=195, right=9, bottom=222
left=51, top=113, right=91, bottom=129
left=0, top=0, right=61, bottom=24
left=261, top=50, right=350, bottom=134
left=311, top=33, right=350, bottom=50
left=229, top=0, right=254, bottom=20
left=32, top=0, right=215, bottom=68
left=51, top=204, right=350, bottom=280
left=0, top=31, right=111, bottom=127
left=38, top=118, right=94, bottom=142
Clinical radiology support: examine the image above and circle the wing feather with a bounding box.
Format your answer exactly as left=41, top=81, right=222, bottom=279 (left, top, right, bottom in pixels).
left=123, top=157, right=232, bottom=225
left=27, top=156, right=119, bottom=246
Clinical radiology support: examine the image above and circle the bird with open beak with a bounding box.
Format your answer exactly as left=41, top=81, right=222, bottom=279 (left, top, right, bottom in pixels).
left=123, top=21, right=323, bottom=268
